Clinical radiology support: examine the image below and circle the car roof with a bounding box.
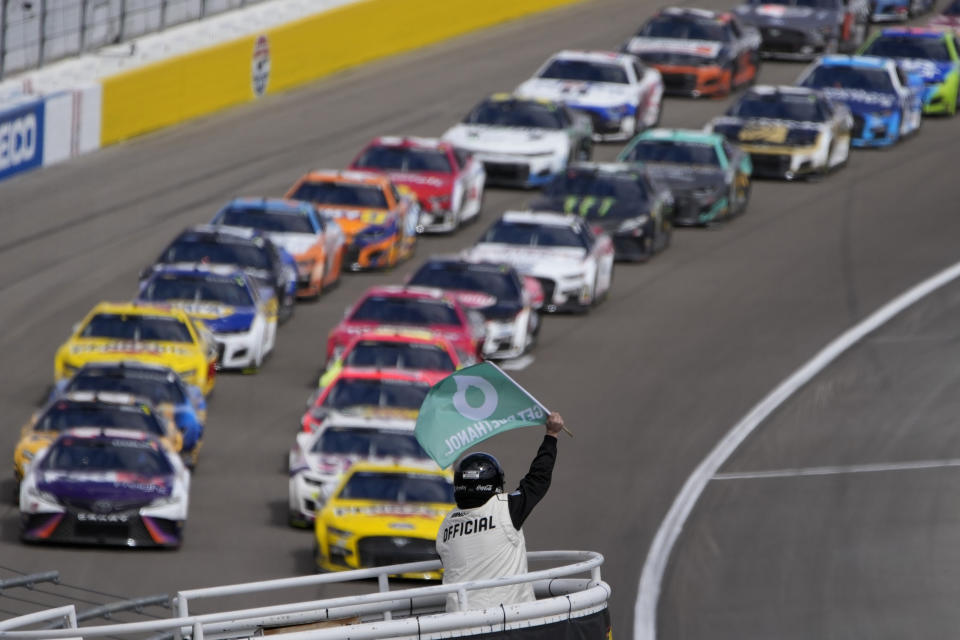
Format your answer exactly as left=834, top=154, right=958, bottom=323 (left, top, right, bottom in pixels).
left=320, top=408, right=418, bottom=431
left=367, top=136, right=452, bottom=150
left=658, top=6, right=726, bottom=20
left=57, top=427, right=162, bottom=442
left=565, top=161, right=646, bottom=176
left=146, top=264, right=249, bottom=281
left=88, top=301, right=194, bottom=322
left=549, top=49, right=635, bottom=66
left=178, top=224, right=267, bottom=245
left=53, top=390, right=158, bottom=410
left=360, top=284, right=455, bottom=302
left=638, top=128, right=725, bottom=145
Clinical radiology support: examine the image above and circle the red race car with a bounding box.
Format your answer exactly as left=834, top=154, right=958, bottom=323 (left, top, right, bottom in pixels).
left=326, top=286, right=487, bottom=365
left=301, top=368, right=432, bottom=433
left=349, top=137, right=486, bottom=233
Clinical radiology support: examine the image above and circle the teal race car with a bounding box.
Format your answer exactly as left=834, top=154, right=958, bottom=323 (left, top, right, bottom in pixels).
left=858, top=27, right=960, bottom=116
left=617, top=128, right=752, bottom=226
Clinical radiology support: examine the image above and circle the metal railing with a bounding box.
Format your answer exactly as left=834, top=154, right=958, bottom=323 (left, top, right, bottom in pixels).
left=0, top=0, right=268, bottom=80
left=0, top=550, right=610, bottom=640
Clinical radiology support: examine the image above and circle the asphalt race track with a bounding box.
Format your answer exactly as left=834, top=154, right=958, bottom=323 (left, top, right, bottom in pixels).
left=2, top=0, right=960, bottom=636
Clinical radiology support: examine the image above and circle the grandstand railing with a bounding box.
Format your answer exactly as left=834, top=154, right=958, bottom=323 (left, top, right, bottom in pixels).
left=0, top=0, right=267, bottom=79
left=0, top=550, right=610, bottom=640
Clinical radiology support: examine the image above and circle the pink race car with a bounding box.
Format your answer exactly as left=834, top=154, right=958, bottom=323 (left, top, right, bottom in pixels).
left=349, top=136, right=486, bottom=233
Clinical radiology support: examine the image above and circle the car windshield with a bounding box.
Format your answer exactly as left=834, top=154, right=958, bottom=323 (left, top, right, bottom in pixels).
left=622, top=139, right=721, bottom=165
left=214, top=207, right=316, bottom=234
left=338, top=471, right=453, bottom=503
left=36, top=403, right=165, bottom=436
left=344, top=340, right=456, bottom=371
left=354, top=146, right=452, bottom=173
left=481, top=220, right=588, bottom=249
left=321, top=378, right=430, bottom=410
left=543, top=171, right=650, bottom=215
left=729, top=93, right=829, bottom=121
left=409, top=263, right=522, bottom=301
left=66, top=374, right=186, bottom=405
left=862, top=36, right=951, bottom=62
left=464, top=100, right=564, bottom=129
left=539, top=59, right=629, bottom=84
left=140, top=274, right=255, bottom=307
left=350, top=296, right=462, bottom=326
left=289, top=181, right=389, bottom=208
left=639, top=16, right=728, bottom=41
left=41, top=438, right=173, bottom=474
left=161, top=239, right=272, bottom=270
left=801, top=65, right=895, bottom=93
left=312, top=427, right=430, bottom=459
left=80, top=313, right=193, bottom=343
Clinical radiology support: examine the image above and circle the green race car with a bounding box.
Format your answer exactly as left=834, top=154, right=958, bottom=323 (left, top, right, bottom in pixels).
left=859, top=27, right=960, bottom=116
left=617, top=128, right=752, bottom=226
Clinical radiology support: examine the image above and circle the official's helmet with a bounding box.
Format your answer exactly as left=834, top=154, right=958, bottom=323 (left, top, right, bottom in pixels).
left=453, top=452, right=504, bottom=508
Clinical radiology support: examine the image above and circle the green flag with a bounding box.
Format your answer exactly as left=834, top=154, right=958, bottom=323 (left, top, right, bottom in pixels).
left=415, top=362, right=549, bottom=469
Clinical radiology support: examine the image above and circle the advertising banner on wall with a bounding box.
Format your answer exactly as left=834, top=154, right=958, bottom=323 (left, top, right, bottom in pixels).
left=0, top=99, right=44, bottom=181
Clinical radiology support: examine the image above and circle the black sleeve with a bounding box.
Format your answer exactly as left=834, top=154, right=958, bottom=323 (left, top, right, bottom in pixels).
left=507, top=435, right=557, bottom=530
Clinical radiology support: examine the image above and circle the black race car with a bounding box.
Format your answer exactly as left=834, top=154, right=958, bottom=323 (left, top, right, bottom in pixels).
left=529, top=162, right=674, bottom=261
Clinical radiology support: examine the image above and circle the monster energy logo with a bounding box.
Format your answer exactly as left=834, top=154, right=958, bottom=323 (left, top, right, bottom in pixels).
left=563, top=196, right=617, bottom=217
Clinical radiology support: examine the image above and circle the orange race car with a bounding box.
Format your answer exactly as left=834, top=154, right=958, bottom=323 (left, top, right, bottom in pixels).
left=285, top=170, right=419, bottom=271
left=623, top=7, right=762, bottom=98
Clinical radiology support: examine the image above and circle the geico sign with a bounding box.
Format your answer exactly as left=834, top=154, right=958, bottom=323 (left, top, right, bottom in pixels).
left=0, top=113, right=38, bottom=171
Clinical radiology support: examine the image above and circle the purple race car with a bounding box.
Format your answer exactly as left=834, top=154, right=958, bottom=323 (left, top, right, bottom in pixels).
left=19, top=428, right=190, bottom=548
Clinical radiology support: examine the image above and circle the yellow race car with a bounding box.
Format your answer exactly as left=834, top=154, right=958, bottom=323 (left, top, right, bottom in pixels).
left=54, top=302, right=218, bottom=395
left=314, top=462, right=453, bottom=579
left=13, top=391, right=183, bottom=483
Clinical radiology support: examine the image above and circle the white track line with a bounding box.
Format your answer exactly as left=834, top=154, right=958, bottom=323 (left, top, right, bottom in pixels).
left=714, top=459, right=960, bottom=480
left=634, top=259, right=960, bottom=640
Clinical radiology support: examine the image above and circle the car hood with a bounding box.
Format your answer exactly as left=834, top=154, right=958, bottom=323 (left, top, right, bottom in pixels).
left=814, top=87, right=898, bottom=113
left=443, top=124, right=568, bottom=155
left=443, top=289, right=524, bottom=320
left=324, top=499, right=449, bottom=536
left=894, top=58, right=955, bottom=84
left=66, top=338, right=198, bottom=359
left=517, top=79, right=634, bottom=107
left=38, top=469, right=174, bottom=506
left=467, top=243, right=587, bottom=277
left=735, top=4, right=838, bottom=29
left=319, top=208, right=393, bottom=238
left=382, top=172, right=454, bottom=199
left=265, top=232, right=319, bottom=256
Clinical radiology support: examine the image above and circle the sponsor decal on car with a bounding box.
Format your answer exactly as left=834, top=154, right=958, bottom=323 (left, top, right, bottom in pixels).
left=252, top=35, right=270, bottom=97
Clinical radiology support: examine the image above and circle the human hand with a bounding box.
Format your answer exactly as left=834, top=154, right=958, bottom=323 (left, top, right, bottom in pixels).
left=545, top=412, right=564, bottom=438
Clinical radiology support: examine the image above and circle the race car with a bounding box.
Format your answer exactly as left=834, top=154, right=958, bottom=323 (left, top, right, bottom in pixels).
left=796, top=55, right=924, bottom=146
left=530, top=163, right=675, bottom=261
left=136, top=266, right=277, bottom=372
left=301, top=368, right=429, bottom=433
left=14, top=392, right=182, bottom=485
left=407, top=258, right=540, bottom=359
left=872, top=0, right=934, bottom=22
left=617, top=128, right=752, bottom=226
left=50, top=363, right=206, bottom=466
left=734, top=0, right=870, bottom=60
left=316, top=329, right=469, bottom=393
left=465, top=211, right=615, bottom=313
left=441, top=94, right=593, bottom=188
left=348, top=137, right=486, bottom=233
left=623, top=7, right=761, bottom=97
left=859, top=28, right=960, bottom=115
left=326, top=286, right=486, bottom=364
left=150, top=225, right=297, bottom=323
left=210, top=198, right=346, bottom=298
left=53, top=302, right=218, bottom=395
left=288, top=409, right=431, bottom=527
left=707, top=85, right=852, bottom=179
left=20, top=428, right=190, bottom=548
left=928, top=0, right=960, bottom=33
left=313, top=462, right=454, bottom=579
left=285, top=170, right=419, bottom=271
left=514, top=49, right=664, bottom=141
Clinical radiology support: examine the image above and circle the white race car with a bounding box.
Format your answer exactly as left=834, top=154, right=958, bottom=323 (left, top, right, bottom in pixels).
left=465, top=211, right=615, bottom=313
left=287, top=409, right=432, bottom=527
left=515, top=49, right=664, bottom=141
left=442, top=94, right=593, bottom=188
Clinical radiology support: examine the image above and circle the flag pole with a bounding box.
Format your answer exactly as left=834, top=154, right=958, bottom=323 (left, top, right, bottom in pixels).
left=488, top=362, right=574, bottom=437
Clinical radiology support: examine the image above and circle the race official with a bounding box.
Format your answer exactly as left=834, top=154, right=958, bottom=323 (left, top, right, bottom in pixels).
left=435, top=412, right=564, bottom=612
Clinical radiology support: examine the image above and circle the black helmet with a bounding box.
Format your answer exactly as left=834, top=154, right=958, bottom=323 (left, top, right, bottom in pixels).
left=454, top=452, right=504, bottom=508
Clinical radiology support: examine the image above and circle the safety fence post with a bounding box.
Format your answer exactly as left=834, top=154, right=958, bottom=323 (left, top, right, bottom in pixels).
left=37, top=0, right=46, bottom=69
left=0, top=0, right=8, bottom=79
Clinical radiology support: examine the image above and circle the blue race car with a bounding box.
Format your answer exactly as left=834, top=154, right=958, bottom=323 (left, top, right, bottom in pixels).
left=51, top=362, right=206, bottom=466
left=796, top=55, right=923, bottom=146
left=859, top=28, right=960, bottom=115
left=137, top=265, right=278, bottom=373
left=150, top=225, right=297, bottom=324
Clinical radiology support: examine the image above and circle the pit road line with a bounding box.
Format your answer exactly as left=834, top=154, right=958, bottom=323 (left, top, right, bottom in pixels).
left=634, top=258, right=960, bottom=640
